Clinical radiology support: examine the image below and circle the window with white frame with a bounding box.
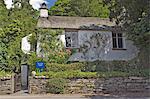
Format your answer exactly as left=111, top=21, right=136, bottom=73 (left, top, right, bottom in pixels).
left=65, top=31, right=78, bottom=48
left=112, top=32, right=125, bottom=49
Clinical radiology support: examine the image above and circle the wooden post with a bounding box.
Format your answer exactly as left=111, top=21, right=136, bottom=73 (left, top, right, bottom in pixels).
left=11, top=74, right=15, bottom=94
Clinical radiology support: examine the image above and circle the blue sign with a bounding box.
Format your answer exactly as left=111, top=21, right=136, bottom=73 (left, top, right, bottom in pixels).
left=36, top=62, right=45, bottom=69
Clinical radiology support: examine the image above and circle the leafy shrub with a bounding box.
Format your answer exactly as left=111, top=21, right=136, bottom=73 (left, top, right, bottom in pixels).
left=127, top=69, right=150, bottom=77
left=36, top=69, right=150, bottom=79
left=46, top=78, right=67, bottom=94
left=27, top=53, right=46, bottom=71
left=48, top=49, right=71, bottom=64
left=46, top=63, right=85, bottom=72
left=36, top=71, right=97, bottom=79
left=0, top=70, right=12, bottom=77
left=97, top=71, right=129, bottom=78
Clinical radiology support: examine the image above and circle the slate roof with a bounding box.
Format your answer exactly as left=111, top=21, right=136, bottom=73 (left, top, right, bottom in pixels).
left=37, top=16, right=116, bottom=30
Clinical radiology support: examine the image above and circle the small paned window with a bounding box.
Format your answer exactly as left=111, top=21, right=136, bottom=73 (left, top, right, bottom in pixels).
left=65, top=31, right=78, bottom=48
left=112, top=33, right=125, bottom=49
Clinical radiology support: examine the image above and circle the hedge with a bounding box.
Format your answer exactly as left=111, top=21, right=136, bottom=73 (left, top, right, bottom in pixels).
left=46, top=78, right=67, bottom=94
left=46, top=63, right=85, bottom=72
left=36, top=71, right=131, bottom=79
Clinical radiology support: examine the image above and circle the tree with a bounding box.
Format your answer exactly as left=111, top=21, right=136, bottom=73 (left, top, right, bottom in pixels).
left=0, top=0, right=38, bottom=71
left=49, top=0, right=109, bottom=17
left=103, top=0, right=150, bottom=67
left=0, top=0, right=9, bottom=71
left=0, top=20, right=24, bottom=70
left=49, top=0, right=74, bottom=16
left=0, top=0, right=9, bottom=27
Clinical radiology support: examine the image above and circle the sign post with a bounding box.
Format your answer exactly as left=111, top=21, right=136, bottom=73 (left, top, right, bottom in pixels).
left=36, top=62, right=45, bottom=72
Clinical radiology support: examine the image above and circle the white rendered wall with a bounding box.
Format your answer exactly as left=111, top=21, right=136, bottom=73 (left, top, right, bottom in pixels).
left=68, top=30, right=139, bottom=61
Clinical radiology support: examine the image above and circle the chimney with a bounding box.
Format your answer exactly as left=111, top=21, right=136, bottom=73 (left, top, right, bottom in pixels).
left=40, top=3, right=48, bottom=18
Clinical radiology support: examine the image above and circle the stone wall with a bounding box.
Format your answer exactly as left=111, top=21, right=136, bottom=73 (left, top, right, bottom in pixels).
left=0, top=76, right=14, bottom=95
left=29, top=77, right=150, bottom=95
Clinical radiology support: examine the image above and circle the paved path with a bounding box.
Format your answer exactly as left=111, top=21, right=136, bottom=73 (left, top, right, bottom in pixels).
left=0, top=95, right=149, bottom=99
left=0, top=91, right=149, bottom=99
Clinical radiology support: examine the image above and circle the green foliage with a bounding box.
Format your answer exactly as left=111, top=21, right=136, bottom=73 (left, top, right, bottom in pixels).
left=46, top=78, right=67, bottom=94
left=46, top=63, right=85, bottom=72
left=103, top=0, right=150, bottom=51
left=49, top=0, right=109, bottom=18
left=0, top=70, right=12, bottom=78
left=27, top=53, right=46, bottom=71
left=37, top=70, right=141, bottom=78
left=28, top=29, right=71, bottom=67
left=128, top=69, right=150, bottom=78
left=0, top=20, right=25, bottom=70
left=97, top=71, right=129, bottom=78
left=103, top=0, right=150, bottom=68
left=0, top=1, right=38, bottom=71
left=0, top=0, right=9, bottom=27
left=47, top=49, right=71, bottom=64
left=49, top=0, right=74, bottom=16
left=36, top=71, right=97, bottom=79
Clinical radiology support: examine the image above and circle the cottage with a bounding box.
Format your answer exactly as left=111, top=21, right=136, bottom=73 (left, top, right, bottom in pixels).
left=37, top=3, right=138, bottom=61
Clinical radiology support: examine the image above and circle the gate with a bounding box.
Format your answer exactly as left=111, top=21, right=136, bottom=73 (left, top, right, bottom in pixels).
left=21, top=64, right=29, bottom=90
left=14, top=73, right=21, bottom=92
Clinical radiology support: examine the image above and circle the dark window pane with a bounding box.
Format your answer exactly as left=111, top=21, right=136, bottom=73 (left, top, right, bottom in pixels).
left=112, top=33, right=116, bottom=37
left=65, top=32, right=78, bottom=48
left=65, top=36, right=71, bottom=47
left=118, top=33, right=122, bottom=37
left=66, top=40, right=71, bottom=47
left=118, top=38, right=123, bottom=48
left=113, top=38, right=117, bottom=48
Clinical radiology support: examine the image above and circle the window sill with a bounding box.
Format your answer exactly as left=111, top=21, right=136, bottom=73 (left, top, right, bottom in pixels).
left=112, top=48, right=127, bottom=50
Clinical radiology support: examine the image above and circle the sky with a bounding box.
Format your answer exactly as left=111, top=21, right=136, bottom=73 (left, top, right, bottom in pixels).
left=4, top=0, right=57, bottom=10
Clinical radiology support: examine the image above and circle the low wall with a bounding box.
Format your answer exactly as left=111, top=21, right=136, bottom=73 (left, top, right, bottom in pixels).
left=0, top=76, right=14, bottom=95
left=29, top=77, right=150, bottom=95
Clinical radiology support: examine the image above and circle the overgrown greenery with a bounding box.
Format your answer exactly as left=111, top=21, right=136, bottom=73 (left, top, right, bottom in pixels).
left=46, top=63, right=85, bottom=72
left=46, top=78, right=67, bottom=94
left=0, top=70, right=12, bottom=78
left=36, top=71, right=129, bottom=79
left=27, top=29, right=70, bottom=71
left=36, top=60, right=150, bottom=78
left=49, top=0, right=109, bottom=17
left=0, top=0, right=149, bottom=80
left=103, top=0, right=150, bottom=68
left=0, top=0, right=38, bottom=72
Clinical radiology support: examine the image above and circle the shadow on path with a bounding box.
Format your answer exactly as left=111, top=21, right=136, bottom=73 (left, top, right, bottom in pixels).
left=12, top=90, right=29, bottom=96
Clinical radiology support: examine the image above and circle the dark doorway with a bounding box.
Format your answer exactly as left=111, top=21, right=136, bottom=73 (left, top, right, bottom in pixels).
left=21, top=64, right=29, bottom=90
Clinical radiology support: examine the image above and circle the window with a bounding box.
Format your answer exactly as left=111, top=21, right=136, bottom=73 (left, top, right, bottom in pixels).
left=65, top=31, right=78, bottom=48
left=112, top=32, right=125, bottom=49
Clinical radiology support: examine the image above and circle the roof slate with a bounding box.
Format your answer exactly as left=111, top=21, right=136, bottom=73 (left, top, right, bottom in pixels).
left=37, top=16, right=116, bottom=30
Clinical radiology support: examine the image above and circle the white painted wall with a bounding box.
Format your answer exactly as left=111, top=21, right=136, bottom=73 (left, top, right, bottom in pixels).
left=21, top=34, right=32, bottom=54
left=68, top=30, right=139, bottom=61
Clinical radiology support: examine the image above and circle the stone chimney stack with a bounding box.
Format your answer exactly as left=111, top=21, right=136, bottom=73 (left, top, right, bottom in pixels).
left=40, top=3, right=48, bottom=18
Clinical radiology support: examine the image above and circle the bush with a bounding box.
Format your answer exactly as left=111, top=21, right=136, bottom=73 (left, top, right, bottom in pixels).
left=46, top=78, right=67, bottom=94
left=48, top=49, right=71, bottom=64
left=36, top=71, right=97, bottom=79
left=46, top=63, right=85, bottom=72
left=0, top=70, right=12, bottom=78
left=97, top=71, right=129, bottom=78
left=27, top=53, right=47, bottom=71
left=127, top=69, right=150, bottom=77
